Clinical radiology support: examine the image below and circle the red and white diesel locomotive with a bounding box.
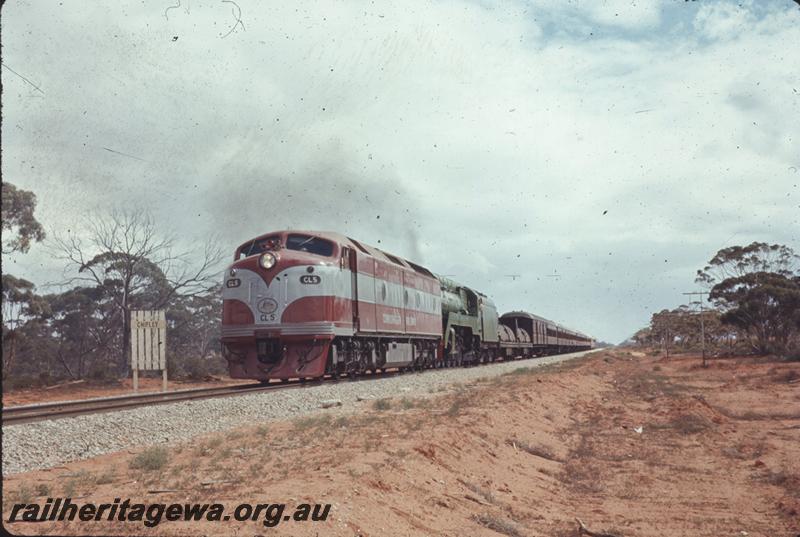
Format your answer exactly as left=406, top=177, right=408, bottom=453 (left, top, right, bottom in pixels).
left=221, top=230, right=593, bottom=382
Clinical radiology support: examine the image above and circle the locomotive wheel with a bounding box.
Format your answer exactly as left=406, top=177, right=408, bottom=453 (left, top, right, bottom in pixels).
left=280, top=378, right=289, bottom=383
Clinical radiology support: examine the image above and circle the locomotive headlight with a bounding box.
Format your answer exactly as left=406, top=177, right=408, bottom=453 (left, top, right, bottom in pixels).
left=259, top=252, right=277, bottom=269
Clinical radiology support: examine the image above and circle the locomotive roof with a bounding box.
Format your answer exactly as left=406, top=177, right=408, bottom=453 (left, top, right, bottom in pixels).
left=241, top=230, right=438, bottom=278
left=500, top=310, right=552, bottom=323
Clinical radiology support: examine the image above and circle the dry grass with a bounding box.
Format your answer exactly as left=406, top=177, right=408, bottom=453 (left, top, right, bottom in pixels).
left=293, top=414, right=333, bottom=431
left=505, top=366, right=533, bottom=376
left=445, top=387, right=477, bottom=417
left=762, top=469, right=800, bottom=497
left=204, top=437, right=223, bottom=449
left=660, top=414, right=713, bottom=435
left=399, top=397, right=430, bottom=410
left=373, top=398, right=392, bottom=411
left=226, top=430, right=245, bottom=441
left=129, top=446, right=169, bottom=471
left=562, top=462, right=606, bottom=494
left=95, top=470, right=115, bottom=484
left=562, top=435, right=605, bottom=494
left=60, top=469, right=97, bottom=497
left=721, top=442, right=765, bottom=460
left=462, top=480, right=495, bottom=504
left=506, top=438, right=561, bottom=462
left=334, top=416, right=350, bottom=428
left=473, top=513, right=525, bottom=537
left=13, top=484, right=34, bottom=503
left=768, top=367, right=800, bottom=383
left=446, top=397, right=466, bottom=417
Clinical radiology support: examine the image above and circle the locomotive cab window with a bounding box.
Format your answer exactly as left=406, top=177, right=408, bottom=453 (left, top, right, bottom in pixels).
left=239, top=235, right=281, bottom=258
left=286, top=234, right=334, bottom=257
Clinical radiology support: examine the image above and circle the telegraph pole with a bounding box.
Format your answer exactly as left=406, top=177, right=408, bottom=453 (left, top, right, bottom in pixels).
left=683, top=291, right=710, bottom=367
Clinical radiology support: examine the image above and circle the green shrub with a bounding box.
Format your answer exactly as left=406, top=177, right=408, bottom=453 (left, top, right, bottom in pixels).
left=129, top=446, right=169, bottom=471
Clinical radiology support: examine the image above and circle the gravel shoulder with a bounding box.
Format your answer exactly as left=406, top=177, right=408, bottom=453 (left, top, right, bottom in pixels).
left=2, top=350, right=595, bottom=475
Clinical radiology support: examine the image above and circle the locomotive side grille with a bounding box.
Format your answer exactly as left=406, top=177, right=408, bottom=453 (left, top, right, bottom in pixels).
left=221, top=322, right=352, bottom=339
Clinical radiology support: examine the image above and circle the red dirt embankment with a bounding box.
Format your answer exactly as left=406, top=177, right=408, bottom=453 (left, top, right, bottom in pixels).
left=4, top=349, right=799, bottom=536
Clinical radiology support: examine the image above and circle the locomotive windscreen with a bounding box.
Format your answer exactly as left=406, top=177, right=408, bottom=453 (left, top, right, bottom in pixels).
left=239, top=235, right=281, bottom=258
left=286, top=234, right=334, bottom=257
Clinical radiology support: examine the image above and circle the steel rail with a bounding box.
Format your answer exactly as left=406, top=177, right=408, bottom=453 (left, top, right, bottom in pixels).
left=2, top=349, right=594, bottom=426
left=1, top=369, right=406, bottom=426
left=2, top=382, right=292, bottom=426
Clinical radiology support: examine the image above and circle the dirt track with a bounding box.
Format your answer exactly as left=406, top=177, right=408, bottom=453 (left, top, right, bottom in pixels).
left=3, top=349, right=799, bottom=536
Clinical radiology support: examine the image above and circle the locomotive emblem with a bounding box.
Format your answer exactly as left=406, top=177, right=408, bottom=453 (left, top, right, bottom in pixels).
left=257, top=297, right=279, bottom=314
left=299, top=275, right=321, bottom=284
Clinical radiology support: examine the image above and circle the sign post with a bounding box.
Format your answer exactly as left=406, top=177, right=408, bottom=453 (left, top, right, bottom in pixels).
left=130, top=310, right=167, bottom=392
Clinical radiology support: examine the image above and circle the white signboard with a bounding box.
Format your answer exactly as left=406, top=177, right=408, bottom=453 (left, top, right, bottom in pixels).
left=130, top=310, right=167, bottom=391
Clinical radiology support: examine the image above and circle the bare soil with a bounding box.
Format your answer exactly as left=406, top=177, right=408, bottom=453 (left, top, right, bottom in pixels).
left=2, top=376, right=251, bottom=406
left=3, top=349, right=799, bottom=536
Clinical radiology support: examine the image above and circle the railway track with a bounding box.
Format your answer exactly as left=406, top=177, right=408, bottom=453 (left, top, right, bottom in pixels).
left=1, top=371, right=404, bottom=426
left=1, top=382, right=292, bottom=426
left=2, top=350, right=595, bottom=426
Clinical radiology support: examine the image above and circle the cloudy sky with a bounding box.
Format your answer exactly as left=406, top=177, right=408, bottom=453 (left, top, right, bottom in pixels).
left=2, top=0, right=799, bottom=343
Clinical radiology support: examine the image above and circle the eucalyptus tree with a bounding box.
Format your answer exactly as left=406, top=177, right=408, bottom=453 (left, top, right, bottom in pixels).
left=1, top=182, right=45, bottom=255
left=697, top=243, right=800, bottom=355
left=51, top=209, right=225, bottom=373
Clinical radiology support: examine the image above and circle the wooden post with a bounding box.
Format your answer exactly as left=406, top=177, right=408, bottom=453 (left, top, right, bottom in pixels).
left=158, top=310, right=167, bottom=392
left=131, top=310, right=138, bottom=392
